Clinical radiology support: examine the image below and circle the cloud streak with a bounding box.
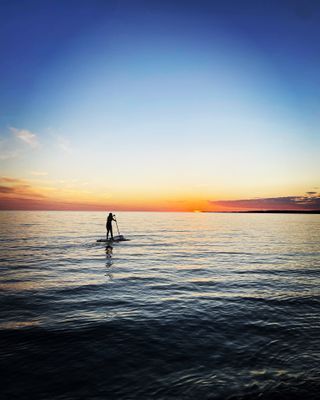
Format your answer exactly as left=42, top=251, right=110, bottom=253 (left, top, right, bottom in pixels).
left=10, top=127, right=40, bottom=148
left=0, top=176, right=46, bottom=200
left=0, top=177, right=24, bottom=183
left=0, top=175, right=109, bottom=210
left=208, top=193, right=320, bottom=211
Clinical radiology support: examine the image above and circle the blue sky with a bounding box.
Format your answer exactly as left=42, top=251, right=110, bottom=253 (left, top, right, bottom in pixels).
left=0, top=0, right=319, bottom=210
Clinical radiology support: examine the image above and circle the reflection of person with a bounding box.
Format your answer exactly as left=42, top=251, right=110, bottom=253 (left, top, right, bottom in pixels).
left=106, top=212, right=116, bottom=240
left=105, top=244, right=113, bottom=258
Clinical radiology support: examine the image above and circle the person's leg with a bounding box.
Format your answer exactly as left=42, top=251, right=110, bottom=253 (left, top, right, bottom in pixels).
left=106, top=227, right=110, bottom=240
left=110, top=226, right=114, bottom=240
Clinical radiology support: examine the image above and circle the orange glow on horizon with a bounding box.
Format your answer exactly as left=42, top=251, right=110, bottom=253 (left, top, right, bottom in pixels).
left=0, top=176, right=319, bottom=212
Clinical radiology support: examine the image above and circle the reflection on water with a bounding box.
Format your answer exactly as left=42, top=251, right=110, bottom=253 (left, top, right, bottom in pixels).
left=0, top=211, right=319, bottom=399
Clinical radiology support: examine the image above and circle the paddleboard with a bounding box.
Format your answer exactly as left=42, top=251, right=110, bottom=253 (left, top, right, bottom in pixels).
left=96, top=235, right=129, bottom=243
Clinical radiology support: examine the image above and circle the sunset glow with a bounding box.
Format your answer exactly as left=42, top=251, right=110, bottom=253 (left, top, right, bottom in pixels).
left=1, top=1, right=319, bottom=212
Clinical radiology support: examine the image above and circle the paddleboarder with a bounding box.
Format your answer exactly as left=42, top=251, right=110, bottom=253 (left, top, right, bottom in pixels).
left=106, top=212, right=116, bottom=240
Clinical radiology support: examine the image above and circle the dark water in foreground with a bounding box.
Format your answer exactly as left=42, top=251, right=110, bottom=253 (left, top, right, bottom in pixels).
left=1, top=211, right=319, bottom=399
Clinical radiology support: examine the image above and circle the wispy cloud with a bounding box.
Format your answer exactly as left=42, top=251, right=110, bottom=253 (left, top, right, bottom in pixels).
left=0, top=179, right=46, bottom=200
left=10, top=127, right=40, bottom=148
left=0, top=177, right=24, bottom=184
left=0, top=175, right=112, bottom=211
left=0, top=185, right=44, bottom=198
left=306, top=191, right=317, bottom=195
left=208, top=192, right=320, bottom=211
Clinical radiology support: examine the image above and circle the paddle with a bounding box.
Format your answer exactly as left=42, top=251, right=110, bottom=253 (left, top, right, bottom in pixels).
left=114, top=216, right=120, bottom=236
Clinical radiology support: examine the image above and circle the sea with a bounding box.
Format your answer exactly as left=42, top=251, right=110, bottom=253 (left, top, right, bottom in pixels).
left=0, top=211, right=319, bottom=400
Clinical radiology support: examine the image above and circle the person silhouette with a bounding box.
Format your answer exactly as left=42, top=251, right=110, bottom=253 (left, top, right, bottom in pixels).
left=106, top=212, right=116, bottom=240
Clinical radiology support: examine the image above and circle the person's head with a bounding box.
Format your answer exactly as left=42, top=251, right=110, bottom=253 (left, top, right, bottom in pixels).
left=108, top=212, right=113, bottom=217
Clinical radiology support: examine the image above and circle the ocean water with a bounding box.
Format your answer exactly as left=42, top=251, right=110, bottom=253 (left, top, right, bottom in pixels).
left=0, top=211, right=319, bottom=400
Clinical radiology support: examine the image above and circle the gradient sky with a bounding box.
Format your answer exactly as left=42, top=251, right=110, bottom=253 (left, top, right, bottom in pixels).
left=0, top=0, right=319, bottom=211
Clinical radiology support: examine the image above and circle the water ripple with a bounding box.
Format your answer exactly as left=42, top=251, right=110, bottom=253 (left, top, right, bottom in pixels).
left=1, top=211, right=319, bottom=399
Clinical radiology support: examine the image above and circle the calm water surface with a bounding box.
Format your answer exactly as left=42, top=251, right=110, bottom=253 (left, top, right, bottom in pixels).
left=1, top=211, right=319, bottom=399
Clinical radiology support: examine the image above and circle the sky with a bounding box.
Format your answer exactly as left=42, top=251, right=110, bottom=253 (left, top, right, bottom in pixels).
left=0, top=0, right=319, bottom=211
